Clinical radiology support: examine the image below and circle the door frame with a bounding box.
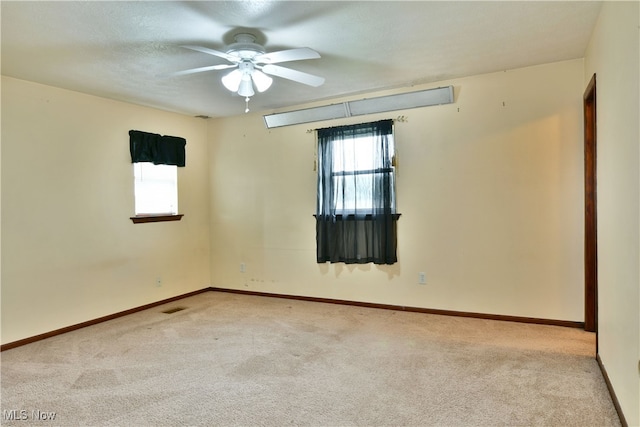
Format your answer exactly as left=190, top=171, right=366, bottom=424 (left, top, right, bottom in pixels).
left=583, top=73, right=597, bottom=337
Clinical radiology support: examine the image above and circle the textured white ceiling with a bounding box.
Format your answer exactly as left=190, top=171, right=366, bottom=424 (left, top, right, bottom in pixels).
left=1, top=1, right=602, bottom=118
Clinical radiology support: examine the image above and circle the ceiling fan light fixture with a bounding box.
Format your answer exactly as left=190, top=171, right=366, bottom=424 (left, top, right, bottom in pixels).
left=251, top=70, right=273, bottom=92
left=237, top=78, right=255, bottom=97
left=221, top=69, right=242, bottom=92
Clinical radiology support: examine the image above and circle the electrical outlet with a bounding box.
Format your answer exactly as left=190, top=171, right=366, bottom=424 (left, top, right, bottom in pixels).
left=240, top=263, right=246, bottom=273
left=418, top=272, right=426, bottom=284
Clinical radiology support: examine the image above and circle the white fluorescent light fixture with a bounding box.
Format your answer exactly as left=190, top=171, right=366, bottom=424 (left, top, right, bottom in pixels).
left=263, top=86, right=454, bottom=128
left=348, top=86, right=454, bottom=116
left=263, top=103, right=349, bottom=128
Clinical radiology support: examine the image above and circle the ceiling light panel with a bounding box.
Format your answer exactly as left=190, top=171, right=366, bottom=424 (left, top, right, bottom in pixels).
left=348, top=86, right=454, bottom=116
left=263, top=103, right=348, bottom=129
left=263, top=86, right=454, bottom=128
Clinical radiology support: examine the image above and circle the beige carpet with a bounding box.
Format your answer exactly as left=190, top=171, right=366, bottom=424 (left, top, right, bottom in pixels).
left=1, top=291, right=620, bottom=426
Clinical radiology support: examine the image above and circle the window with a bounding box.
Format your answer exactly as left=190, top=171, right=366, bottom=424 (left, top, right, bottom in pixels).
left=133, top=162, right=178, bottom=215
left=129, top=129, right=186, bottom=223
left=316, top=119, right=399, bottom=264
left=328, top=134, right=395, bottom=214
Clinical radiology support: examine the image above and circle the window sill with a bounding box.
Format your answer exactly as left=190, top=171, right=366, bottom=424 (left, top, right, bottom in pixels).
left=130, top=214, right=183, bottom=224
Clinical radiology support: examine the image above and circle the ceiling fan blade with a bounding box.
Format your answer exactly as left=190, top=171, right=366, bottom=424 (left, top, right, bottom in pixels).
left=180, top=45, right=239, bottom=63
left=165, top=64, right=237, bottom=77
left=262, top=64, right=325, bottom=87
left=254, top=47, right=320, bottom=64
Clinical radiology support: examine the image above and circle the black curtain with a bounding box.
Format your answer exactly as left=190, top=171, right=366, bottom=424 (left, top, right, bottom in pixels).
left=129, top=130, right=186, bottom=166
left=316, top=119, right=398, bottom=265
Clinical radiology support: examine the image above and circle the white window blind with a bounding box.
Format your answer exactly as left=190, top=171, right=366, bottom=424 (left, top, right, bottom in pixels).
left=133, top=162, right=178, bottom=215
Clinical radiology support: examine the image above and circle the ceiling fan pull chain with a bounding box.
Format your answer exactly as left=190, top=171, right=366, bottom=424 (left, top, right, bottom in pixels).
left=245, top=97, right=250, bottom=113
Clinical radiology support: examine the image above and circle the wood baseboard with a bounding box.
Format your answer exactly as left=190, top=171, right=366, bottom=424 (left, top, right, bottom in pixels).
left=596, top=354, right=628, bottom=427
left=1, top=286, right=585, bottom=351
left=0, top=288, right=210, bottom=351
left=209, top=287, right=585, bottom=329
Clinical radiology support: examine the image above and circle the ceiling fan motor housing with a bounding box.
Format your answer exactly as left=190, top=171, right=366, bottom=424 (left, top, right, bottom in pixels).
left=226, top=33, right=265, bottom=59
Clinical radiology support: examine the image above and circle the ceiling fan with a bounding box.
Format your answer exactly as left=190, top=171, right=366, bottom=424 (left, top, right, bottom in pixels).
left=170, top=33, right=325, bottom=111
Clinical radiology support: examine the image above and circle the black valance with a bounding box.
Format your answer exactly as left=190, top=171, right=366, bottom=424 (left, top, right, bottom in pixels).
left=129, top=130, right=186, bottom=167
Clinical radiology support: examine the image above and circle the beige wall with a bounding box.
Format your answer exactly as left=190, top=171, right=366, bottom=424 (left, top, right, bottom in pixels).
left=1, top=76, right=211, bottom=344
left=208, top=59, right=585, bottom=322
left=1, top=9, right=636, bottom=419
left=584, top=1, right=640, bottom=425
